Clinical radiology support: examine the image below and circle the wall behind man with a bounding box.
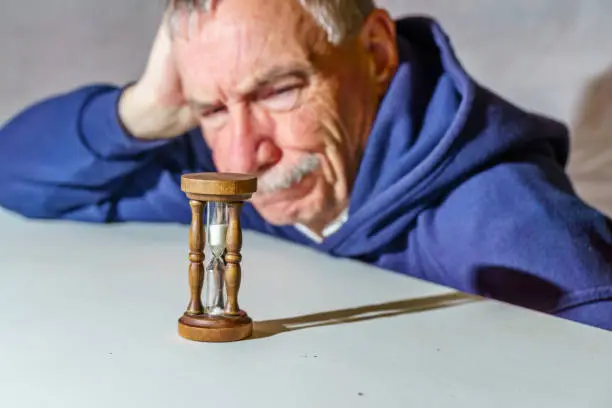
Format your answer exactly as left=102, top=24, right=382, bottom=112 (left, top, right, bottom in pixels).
left=1, top=0, right=611, bottom=215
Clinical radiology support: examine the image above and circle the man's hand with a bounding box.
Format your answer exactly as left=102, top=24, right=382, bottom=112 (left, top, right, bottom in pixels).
left=118, top=14, right=198, bottom=140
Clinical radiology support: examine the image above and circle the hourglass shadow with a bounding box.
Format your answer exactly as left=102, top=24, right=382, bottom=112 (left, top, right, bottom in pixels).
left=250, top=292, right=480, bottom=340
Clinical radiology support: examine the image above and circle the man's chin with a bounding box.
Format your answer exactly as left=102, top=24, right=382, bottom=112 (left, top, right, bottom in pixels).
left=253, top=207, right=297, bottom=227
left=251, top=199, right=314, bottom=226
left=252, top=200, right=328, bottom=231
left=250, top=174, right=324, bottom=226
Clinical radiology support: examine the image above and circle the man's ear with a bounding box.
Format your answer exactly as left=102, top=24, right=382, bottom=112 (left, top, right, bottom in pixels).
left=358, top=9, right=399, bottom=95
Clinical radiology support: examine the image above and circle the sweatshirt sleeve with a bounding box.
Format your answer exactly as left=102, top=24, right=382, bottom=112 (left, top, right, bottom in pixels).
left=413, top=154, right=612, bottom=331
left=0, top=84, right=213, bottom=223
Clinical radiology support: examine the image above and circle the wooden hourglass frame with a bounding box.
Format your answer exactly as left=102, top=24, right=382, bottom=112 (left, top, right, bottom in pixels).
left=178, top=172, right=257, bottom=342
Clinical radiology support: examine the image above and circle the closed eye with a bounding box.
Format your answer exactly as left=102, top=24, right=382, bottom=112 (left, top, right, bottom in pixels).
left=200, top=105, right=228, bottom=128
left=201, top=105, right=227, bottom=117
left=256, top=83, right=302, bottom=111
left=263, top=84, right=300, bottom=97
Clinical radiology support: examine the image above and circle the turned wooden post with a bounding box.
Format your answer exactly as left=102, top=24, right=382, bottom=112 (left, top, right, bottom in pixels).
left=186, top=199, right=205, bottom=315
left=224, top=202, right=243, bottom=315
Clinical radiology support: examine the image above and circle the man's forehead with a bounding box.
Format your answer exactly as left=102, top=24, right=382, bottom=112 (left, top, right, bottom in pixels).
left=173, top=0, right=327, bottom=101
left=171, top=0, right=323, bottom=43
left=185, top=60, right=315, bottom=108
left=176, top=39, right=314, bottom=96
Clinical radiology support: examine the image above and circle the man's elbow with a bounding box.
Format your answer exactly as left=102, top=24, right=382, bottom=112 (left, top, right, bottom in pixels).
left=0, top=180, right=68, bottom=220
left=0, top=194, right=58, bottom=220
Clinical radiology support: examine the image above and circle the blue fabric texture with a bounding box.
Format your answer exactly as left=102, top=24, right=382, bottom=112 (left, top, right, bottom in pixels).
left=1, top=17, right=611, bottom=330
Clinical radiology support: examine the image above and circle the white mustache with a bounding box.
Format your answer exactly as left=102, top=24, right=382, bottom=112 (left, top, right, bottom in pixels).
left=257, top=155, right=321, bottom=194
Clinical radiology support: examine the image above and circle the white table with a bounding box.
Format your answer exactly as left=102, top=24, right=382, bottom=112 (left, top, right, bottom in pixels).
left=0, top=208, right=610, bottom=408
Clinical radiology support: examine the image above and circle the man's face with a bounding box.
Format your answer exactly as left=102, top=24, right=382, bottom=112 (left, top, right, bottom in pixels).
left=172, top=0, right=397, bottom=233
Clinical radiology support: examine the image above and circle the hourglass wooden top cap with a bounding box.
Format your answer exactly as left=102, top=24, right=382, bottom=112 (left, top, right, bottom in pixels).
left=181, top=172, right=258, bottom=200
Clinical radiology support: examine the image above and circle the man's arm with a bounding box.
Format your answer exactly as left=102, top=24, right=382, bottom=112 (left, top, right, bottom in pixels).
left=0, top=84, right=211, bottom=223
left=411, top=153, right=612, bottom=330
left=0, top=14, right=212, bottom=223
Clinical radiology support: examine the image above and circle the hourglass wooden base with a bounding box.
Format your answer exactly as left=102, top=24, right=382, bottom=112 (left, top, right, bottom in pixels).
left=178, top=312, right=253, bottom=342
left=178, top=172, right=258, bottom=343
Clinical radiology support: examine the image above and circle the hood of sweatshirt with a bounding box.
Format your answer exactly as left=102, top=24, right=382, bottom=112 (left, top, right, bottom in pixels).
left=316, top=16, right=569, bottom=257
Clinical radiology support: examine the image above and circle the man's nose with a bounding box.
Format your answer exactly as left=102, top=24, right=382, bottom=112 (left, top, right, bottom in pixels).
left=222, top=106, right=281, bottom=174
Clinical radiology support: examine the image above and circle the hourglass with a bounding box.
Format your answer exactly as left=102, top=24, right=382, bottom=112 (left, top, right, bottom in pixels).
left=178, top=172, right=257, bottom=342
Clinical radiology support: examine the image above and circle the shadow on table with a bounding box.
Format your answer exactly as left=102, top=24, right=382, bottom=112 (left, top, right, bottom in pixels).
left=250, top=291, right=480, bottom=339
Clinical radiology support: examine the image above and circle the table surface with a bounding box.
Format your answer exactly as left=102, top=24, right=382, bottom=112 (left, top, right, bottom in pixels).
left=0, top=208, right=610, bottom=408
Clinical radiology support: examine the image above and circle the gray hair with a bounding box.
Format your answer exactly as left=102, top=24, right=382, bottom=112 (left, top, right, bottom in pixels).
left=166, top=0, right=376, bottom=44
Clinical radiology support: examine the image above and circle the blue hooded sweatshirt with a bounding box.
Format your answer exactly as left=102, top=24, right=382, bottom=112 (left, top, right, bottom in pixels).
left=1, top=17, right=611, bottom=330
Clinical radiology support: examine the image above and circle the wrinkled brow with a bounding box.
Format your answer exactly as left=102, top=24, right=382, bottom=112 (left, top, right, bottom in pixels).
left=188, top=63, right=315, bottom=110
left=238, top=63, right=315, bottom=94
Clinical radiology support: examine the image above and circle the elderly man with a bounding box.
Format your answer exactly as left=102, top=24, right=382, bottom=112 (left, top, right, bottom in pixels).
left=1, top=0, right=611, bottom=330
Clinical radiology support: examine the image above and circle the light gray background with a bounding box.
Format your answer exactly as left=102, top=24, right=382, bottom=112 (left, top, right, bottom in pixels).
left=1, top=0, right=611, bottom=215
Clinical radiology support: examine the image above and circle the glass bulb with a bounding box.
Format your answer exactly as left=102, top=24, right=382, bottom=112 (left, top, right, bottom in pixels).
left=203, top=201, right=229, bottom=315
left=207, top=201, right=229, bottom=257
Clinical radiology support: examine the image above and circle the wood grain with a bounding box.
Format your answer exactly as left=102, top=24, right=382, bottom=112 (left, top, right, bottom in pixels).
left=178, top=312, right=253, bottom=342
left=181, top=173, right=257, bottom=197
left=185, top=200, right=205, bottom=315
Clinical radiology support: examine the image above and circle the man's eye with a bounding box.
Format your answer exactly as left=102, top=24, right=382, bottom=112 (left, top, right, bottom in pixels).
left=258, top=85, right=301, bottom=111
left=273, top=85, right=298, bottom=96
left=200, top=107, right=228, bottom=129
left=201, top=106, right=226, bottom=117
